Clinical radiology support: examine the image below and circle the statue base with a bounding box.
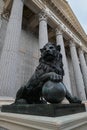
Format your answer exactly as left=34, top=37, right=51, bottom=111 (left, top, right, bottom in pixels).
left=1, top=104, right=85, bottom=117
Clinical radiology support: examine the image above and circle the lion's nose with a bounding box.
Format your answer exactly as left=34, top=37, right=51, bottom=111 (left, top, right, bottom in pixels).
left=46, top=50, right=50, bottom=53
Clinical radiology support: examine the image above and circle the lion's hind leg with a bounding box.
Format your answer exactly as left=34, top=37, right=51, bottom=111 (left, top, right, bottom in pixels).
left=15, top=86, right=28, bottom=104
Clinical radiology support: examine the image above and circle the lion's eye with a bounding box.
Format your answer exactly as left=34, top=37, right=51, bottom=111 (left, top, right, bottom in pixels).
left=49, top=46, right=54, bottom=49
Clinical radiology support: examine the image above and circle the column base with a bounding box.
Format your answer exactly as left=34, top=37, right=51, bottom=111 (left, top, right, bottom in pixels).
left=0, top=96, right=14, bottom=106
left=82, top=101, right=87, bottom=111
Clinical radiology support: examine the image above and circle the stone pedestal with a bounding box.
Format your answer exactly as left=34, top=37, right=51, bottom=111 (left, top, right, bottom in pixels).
left=1, top=104, right=85, bottom=117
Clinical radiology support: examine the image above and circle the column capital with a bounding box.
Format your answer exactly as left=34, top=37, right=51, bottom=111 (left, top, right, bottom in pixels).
left=78, top=47, right=82, bottom=52
left=21, top=0, right=25, bottom=2
left=55, top=26, right=63, bottom=36
left=39, top=10, right=47, bottom=22
left=69, top=40, right=76, bottom=48
left=78, top=47, right=85, bottom=55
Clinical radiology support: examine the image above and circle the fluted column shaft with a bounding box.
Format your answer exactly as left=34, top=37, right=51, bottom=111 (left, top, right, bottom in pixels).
left=85, top=53, right=87, bottom=65
left=69, top=41, right=86, bottom=100
left=56, top=28, right=72, bottom=93
left=0, top=0, right=4, bottom=28
left=39, top=11, right=48, bottom=49
left=0, top=0, right=24, bottom=97
left=78, top=48, right=87, bottom=95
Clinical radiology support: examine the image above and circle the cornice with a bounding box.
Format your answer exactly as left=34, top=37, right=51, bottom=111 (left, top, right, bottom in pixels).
left=47, top=0, right=87, bottom=43
left=64, top=0, right=87, bottom=41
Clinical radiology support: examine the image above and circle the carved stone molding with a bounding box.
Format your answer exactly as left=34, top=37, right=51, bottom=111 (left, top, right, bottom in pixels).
left=78, top=48, right=84, bottom=55
left=39, top=10, right=47, bottom=22
left=69, top=40, right=76, bottom=48
left=2, top=0, right=13, bottom=20
left=21, top=0, right=25, bottom=2
left=55, top=26, right=63, bottom=36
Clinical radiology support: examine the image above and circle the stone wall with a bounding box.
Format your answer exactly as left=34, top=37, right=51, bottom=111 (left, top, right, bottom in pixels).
left=16, top=28, right=39, bottom=95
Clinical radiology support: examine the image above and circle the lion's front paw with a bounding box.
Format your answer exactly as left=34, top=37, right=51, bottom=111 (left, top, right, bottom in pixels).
left=49, top=72, right=62, bottom=82
left=69, top=97, right=82, bottom=104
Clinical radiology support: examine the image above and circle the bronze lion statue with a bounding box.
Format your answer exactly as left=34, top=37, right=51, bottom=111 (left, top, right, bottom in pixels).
left=15, top=42, right=81, bottom=104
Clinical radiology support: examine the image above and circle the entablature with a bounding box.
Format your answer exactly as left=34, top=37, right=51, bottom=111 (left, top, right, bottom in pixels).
left=46, top=0, right=87, bottom=44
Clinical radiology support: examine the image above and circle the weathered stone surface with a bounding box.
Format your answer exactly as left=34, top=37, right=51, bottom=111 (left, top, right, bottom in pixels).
left=1, top=104, right=85, bottom=117
left=78, top=48, right=87, bottom=94
left=0, top=0, right=24, bottom=97
left=69, top=41, right=86, bottom=100
left=39, top=11, right=48, bottom=49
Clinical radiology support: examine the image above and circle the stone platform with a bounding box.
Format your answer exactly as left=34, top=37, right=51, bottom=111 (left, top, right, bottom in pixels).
left=1, top=104, right=86, bottom=117
left=0, top=112, right=87, bottom=130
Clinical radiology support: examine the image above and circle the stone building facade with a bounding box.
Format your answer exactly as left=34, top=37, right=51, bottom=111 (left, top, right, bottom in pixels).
left=0, top=0, right=87, bottom=100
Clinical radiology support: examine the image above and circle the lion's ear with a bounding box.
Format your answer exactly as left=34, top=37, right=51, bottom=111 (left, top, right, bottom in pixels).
left=40, top=48, right=43, bottom=53
left=56, top=45, right=61, bottom=52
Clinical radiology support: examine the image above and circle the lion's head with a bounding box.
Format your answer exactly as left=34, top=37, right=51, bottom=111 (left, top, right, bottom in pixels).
left=40, top=42, right=61, bottom=61
left=39, top=42, right=64, bottom=77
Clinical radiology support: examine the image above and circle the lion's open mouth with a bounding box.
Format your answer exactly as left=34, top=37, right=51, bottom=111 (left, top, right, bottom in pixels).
left=43, top=52, right=55, bottom=61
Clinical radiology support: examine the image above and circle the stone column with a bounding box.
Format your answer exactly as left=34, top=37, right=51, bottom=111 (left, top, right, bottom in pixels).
left=56, top=27, right=72, bottom=93
left=39, top=11, right=48, bottom=49
left=84, top=53, right=87, bottom=65
left=0, top=0, right=4, bottom=28
left=69, top=41, right=86, bottom=100
left=78, top=48, right=87, bottom=95
left=0, top=0, right=24, bottom=97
